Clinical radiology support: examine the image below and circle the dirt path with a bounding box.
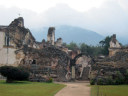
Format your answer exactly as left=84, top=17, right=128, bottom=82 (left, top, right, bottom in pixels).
left=55, top=81, right=90, bottom=96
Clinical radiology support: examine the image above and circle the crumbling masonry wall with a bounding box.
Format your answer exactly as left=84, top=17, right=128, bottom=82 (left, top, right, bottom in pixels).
left=90, top=51, right=128, bottom=83
left=19, top=46, right=71, bottom=81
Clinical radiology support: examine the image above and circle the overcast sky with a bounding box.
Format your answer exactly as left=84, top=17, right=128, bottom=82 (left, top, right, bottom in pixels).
left=0, top=0, right=128, bottom=40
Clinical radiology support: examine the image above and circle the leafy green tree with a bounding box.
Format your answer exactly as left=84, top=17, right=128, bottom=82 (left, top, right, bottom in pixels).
left=80, top=43, right=93, bottom=56
left=99, top=36, right=111, bottom=55
left=80, top=43, right=88, bottom=54
left=66, top=42, right=78, bottom=50
left=80, top=43, right=103, bottom=56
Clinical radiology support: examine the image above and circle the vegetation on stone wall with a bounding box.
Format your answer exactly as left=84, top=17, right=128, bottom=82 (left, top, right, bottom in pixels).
left=90, top=70, right=128, bottom=85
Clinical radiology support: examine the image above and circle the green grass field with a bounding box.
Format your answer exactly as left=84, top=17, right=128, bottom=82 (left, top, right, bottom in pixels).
left=0, top=80, right=65, bottom=96
left=91, top=85, right=128, bottom=96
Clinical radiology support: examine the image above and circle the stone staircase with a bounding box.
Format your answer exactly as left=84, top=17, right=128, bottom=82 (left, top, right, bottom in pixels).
left=29, top=64, right=58, bottom=82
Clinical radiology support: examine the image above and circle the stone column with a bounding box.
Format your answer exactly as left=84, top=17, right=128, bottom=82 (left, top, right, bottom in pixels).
left=72, top=66, right=75, bottom=79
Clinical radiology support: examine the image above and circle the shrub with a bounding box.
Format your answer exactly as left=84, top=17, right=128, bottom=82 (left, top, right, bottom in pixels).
left=106, top=76, right=114, bottom=85
left=97, top=78, right=104, bottom=85
left=90, top=70, right=128, bottom=85
left=90, top=79, right=95, bottom=85
left=114, top=71, right=125, bottom=85
left=46, top=77, right=53, bottom=83
left=124, top=70, right=128, bottom=84
left=0, top=66, right=29, bottom=83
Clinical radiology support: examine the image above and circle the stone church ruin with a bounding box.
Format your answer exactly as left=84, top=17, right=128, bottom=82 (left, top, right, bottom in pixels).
left=0, top=17, right=91, bottom=81
left=1, top=17, right=126, bottom=83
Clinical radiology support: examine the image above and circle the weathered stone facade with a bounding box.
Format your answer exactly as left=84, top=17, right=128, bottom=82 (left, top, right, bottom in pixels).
left=0, top=17, right=37, bottom=66
left=0, top=17, right=91, bottom=81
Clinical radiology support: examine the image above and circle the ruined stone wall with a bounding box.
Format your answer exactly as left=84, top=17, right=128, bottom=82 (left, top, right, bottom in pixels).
left=68, top=49, right=81, bottom=59
left=19, top=46, right=71, bottom=81
left=60, top=47, right=69, bottom=54
left=109, top=48, right=120, bottom=57
left=55, top=38, right=62, bottom=47
left=90, top=51, right=128, bottom=82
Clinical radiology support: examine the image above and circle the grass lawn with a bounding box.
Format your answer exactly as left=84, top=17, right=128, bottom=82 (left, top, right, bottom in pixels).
left=0, top=80, right=65, bottom=96
left=91, top=85, right=128, bottom=96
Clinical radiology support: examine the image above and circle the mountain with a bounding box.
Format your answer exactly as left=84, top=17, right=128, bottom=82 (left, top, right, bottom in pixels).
left=31, top=25, right=104, bottom=45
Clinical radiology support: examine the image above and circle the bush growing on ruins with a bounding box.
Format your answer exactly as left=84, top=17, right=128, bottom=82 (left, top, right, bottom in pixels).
left=0, top=66, right=29, bottom=83
left=97, top=78, right=104, bottom=85
left=90, top=79, right=95, bottom=85
left=94, top=77, right=114, bottom=85
left=92, top=71, right=126, bottom=85
left=46, top=77, right=53, bottom=83
left=113, top=71, right=125, bottom=85
left=125, top=70, right=128, bottom=84
left=106, top=76, right=114, bottom=85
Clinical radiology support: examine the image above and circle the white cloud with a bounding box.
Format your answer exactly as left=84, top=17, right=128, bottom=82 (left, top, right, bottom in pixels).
left=119, top=0, right=128, bottom=10
left=0, top=0, right=107, bottom=13
left=0, top=0, right=128, bottom=42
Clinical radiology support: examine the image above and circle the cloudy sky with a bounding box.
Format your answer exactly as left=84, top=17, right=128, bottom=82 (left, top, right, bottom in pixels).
left=0, top=0, right=128, bottom=42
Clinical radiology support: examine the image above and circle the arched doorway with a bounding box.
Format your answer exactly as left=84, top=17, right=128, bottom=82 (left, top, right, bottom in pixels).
left=70, top=53, right=91, bottom=80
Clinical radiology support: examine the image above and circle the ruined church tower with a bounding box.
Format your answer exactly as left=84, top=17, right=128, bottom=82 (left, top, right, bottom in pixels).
left=9, top=17, right=24, bottom=27
left=47, top=27, right=55, bottom=45
left=109, top=34, right=121, bottom=57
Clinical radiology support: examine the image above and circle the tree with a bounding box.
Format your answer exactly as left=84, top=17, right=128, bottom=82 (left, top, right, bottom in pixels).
left=66, top=42, right=78, bottom=50
left=0, top=66, right=29, bottom=83
left=80, top=43, right=88, bottom=54
left=99, top=36, right=111, bottom=55
left=80, top=43, right=103, bottom=56
left=80, top=43, right=92, bottom=56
